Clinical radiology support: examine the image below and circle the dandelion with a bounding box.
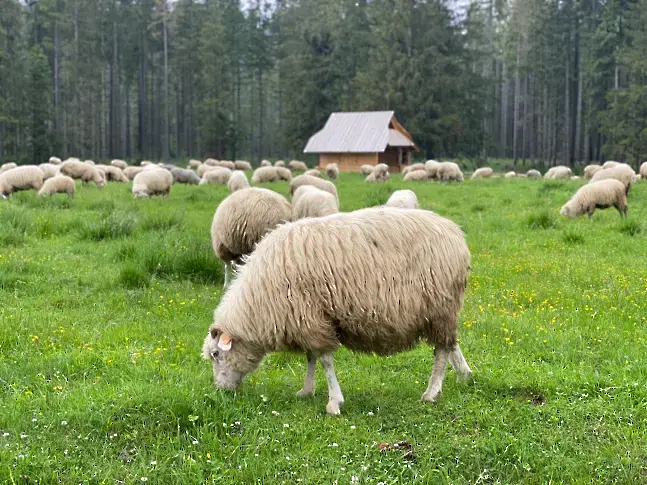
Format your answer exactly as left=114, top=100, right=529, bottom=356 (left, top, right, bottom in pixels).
left=285, top=456, right=290, bottom=461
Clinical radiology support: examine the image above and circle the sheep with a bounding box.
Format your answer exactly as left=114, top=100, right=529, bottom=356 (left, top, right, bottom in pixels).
left=304, top=169, right=322, bottom=178
left=188, top=159, right=202, bottom=170
left=39, top=163, right=60, bottom=180
left=385, top=189, right=419, bottom=209
left=289, top=160, right=308, bottom=172
left=275, top=167, right=293, bottom=182
left=140, top=161, right=153, bottom=166
left=437, top=162, right=464, bottom=182
left=197, top=164, right=218, bottom=178
left=1, top=162, right=18, bottom=174
left=123, top=166, right=144, bottom=180
left=274, top=160, right=285, bottom=167
left=602, top=161, right=618, bottom=169
left=252, top=166, right=279, bottom=184
left=504, top=171, right=517, bottom=179
left=526, top=169, right=542, bottom=179
left=291, top=185, right=339, bottom=220
left=202, top=207, right=472, bottom=415
left=171, top=167, right=201, bottom=185
left=210, top=187, right=291, bottom=287
left=402, top=163, right=426, bottom=175
left=111, top=159, right=128, bottom=170
left=84, top=159, right=95, bottom=165
left=289, top=174, right=338, bottom=201
left=204, top=158, right=219, bottom=166
left=369, top=163, right=390, bottom=182
left=59, top=160, right=105, bottom=187
left=639, top=162, right=647, bottom=180
left=635, top=174, right=642, bottom=183
left=38, top=175, right=75, bottom=198
left=64, top=157, right=81, bottom=164
left=425, top=160, right=440, bottom=179
left=260, top=160, right=272, bottom=167
left=96, top=165, right=128, bottom=183
left=234, top=161, right=253, bottom=171
left=544, top=166, right=572, bottom=180
left=590, top=163, right=635, bottom=194
left=132, top=168, right=173, bottom=198
left=325, top=162, right=339, bottom=181
left=583, top=164, right=602, bottom=179
left=200, top=167, right=233, bottom=185
left=48, top=156, right=62, bottom=165
left=227, top=170, right=250, bottom=193
left=360, top=165, right=374, bottom=176
left=215, top=160, right=235, bottom=170
left=471, top=167, right=493, bottom=180
left=560, top=179, right=627, bottom=219
left=403, top=170, right=429, bottom=181
left=0, top=165, right=44, bottom=198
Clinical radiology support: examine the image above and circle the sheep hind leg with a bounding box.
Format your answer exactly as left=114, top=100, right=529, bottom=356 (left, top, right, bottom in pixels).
left=318, top=352, right=344, bottom=415
left=448, top=344, right=472, bottom=381
left=296, top=352, right=317, bottom=398
left=422, top=346, right=451, bottom=403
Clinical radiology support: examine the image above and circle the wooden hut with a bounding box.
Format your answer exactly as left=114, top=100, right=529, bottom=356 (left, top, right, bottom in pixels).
left=303, top=111, right=419, bottom=173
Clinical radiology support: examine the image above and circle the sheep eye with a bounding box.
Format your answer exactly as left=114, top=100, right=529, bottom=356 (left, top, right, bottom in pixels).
left=211, top=350, right=219, bottom=359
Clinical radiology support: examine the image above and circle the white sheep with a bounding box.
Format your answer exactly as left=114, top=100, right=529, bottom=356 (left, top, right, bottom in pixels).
left=590, top=163, right=635, bottom=194
left=59, top=160, right=105, bottom=187
left=0, top=166, right=44, bottom=198
left=365, top=163, right=389, bottom=183
left=560, top=179, right=627, bottom=218
left=325, top=163, right=339, bottom=181
left=96, top=165, right=128, bottom=183
left=289, top=174, right=338, bottom=201
left=291, top=185, right=339, bottom=220
left=0, top=162, right=17, bottom=174
left=583, top=164, right=602, bottom=179
left=544, top=166, right=572, bottom=180
left=526, top=169, right=542, bottom=179
left=403, top=170, right=429, bottom=181
left=227, top=170, right=250, bottom=193
left=38, top=175, right=75, bottom=198
left=251, top=166, right=279, bottom=183
left=385, top=189, right=419, bottom=209
left=48, top=156, right=62, bottom=165
left=215, top=161, right=235, bottom=170
left=639, top=162, right=647, bottom=180
left=359, top=165, right=374, bottom=176
left=602, top=161, right=618, bottom=169
left=437, top=162, right=464, bottom=182
left=111, top=159, right=128, bottom=170
left=402, top=163, right=426, bottom=175
left=84, top=159, right=95, bottom=165
left=132, top=168, right=173, bottom=198
left=197, top=164, right=218, bottom=178
left=188, top=159, right=202, bottom=170
left=171, top=167, right=201, bottom=185
left=289, top=160, right=308, bottom=172
left=200, top=167, right=233, bottom=185
left=274, top=160, right=285, bottom=167
left=425, top=160, right=440, bottom=179
left=204, top=158, right=219, bottom=166
left=275, top=167, right=292, bottom=181
left=304, top=169, right=322, bottom=178
left=504, top=171, right=517, bottom=179
left=211, top=187, right=291, bottom=287
left=260, top=160, right=272, bottom=167
left=471, top=167, right=493, bottom=180
left=234, top=161, right=253, bottom=171
left=140, top=161, right=153, bottom=166
left=123, top=166, right=144, bottom=180
left=39, top=163, right=60, bottom=180
left=202, top=207, right=472, bottom=415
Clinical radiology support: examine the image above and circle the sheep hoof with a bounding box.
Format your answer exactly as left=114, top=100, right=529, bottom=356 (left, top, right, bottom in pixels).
left=326, top=401, right=342, bottom=415
left=421, top=390, right=441, bottom=403
left=296, top=388, right=314, bottom=398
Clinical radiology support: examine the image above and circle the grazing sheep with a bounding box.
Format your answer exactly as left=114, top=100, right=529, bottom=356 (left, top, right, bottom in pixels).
left=96, top=165, right=128, bottom=183
left=590, top=163, right=635, bottom=194
left=84, top=160, right=95, bottom=165
left=132, top=168, right=173, bottom=198
left=251, top=166, right=279, bottom=184
left=425, top=160, right=440, bottom=179
left=64, top=157, right=81, bottom=164
left=48, top=156, right=62, bottom=165
left=234, top=161, right=253, bottom=171
left=560, top=179, right=627, bottom=219
left=38, top=175, right=75, bottom=198
left=60, top=160, right=105, bottom=187
left=202, top=207, right=472, bottom=415
left=1, top=162, right=18, bottom=174
left=325, top=163, right=339, bottom=181
left=635, top=174, right=642, bottom=183
left=171, top=167, right=201, bottom=185
left=215, top=161, right=235, bottom=170
left=403, top=170, right=429, bottom=181
left=289, top=174, right=338, bottom=201
left=204, top=158, right=219, bottom=166
left=402, top=163, right=426, bottom=175
left=385, top=189, right=419, bottom=209
left=360, top=165, right=374, bottom=176
left=504, top=171, right=517, bottom=179
left=437, top=162, right=464, bottom=182
left=289, top=160, right=308, bottom=172
left=260, top=160, right=272, bottom=167
left=0, top=166, right=44, bottom=198
left=123, top=166, right=144, bottom=180
left=526, top=169, right=542, bottom=179
left=274, top=160, right=285, bottom=167
left=602, top=161, right=618, bottom=169
left=227, top=170, right=250, bottom=193
left=140, top=161, right=153, bottom=167
left=471, top=167, right=493, bottom=180
left=197, top=164, right=218, bottom=178
left=39, top=163, right=60, bottom=180
left=188, top=159, right=202, bottom=170
left=583, top=164, right=602, bottom=179
left=211, top=187, right=291, bottom=287
left=275, top=167, right=293, bottom=182
left=200, top=167, right=233, bottom=185
left=544, top=166, right=572, bottom=180
left=639, top=162, right=647, bottom=180
left=111, top=159, right=128, bottom=170
left=304, top=169, right=322, bottom=178
left=366, top=163, right=390, bottom=182
left=291, top=185, right=339, bottom=220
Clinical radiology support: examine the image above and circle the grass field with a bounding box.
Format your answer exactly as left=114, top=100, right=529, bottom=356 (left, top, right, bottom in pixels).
left=1, top=174, right=646, bottom=484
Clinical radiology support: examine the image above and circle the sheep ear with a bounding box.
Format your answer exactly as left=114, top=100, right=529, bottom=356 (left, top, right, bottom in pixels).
left=209, top=324, right=220, bottom=340
left=217, top=334, right=232, bottom=351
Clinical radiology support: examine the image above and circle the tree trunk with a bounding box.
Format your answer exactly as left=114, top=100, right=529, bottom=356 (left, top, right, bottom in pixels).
left=564, top=36, right=572, bottom=166
left=163, top=6, right=170, bottom=161
left=513, top=39, right=520, bottom=164
left=257, top=69, right=263, bottom=160
left=501, top=60, right=508, bottom=157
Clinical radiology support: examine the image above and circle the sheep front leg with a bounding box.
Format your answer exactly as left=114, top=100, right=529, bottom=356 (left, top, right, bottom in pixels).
left=296, top=352, right=317, bottom=398
left=318, top=352, right=344, bottom=415
left=422, top=346, right=450, bottom=402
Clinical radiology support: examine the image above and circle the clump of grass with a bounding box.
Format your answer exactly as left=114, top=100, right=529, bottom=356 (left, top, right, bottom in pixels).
left=0, top=260, right=33, bottom=290
left=471, top=203, right=486, bottom=213
left=142, top=238, right=223, bottom=284
left=537, top=181, right=565, bottom=194
left=0, top=206, right=33, bottom=245
left=141, top=212, right=183, bottom=232
left=77, top=212, right=137, bottom=241
left=88, top=199, right=117, bottom=213
left=362, top=185, right=393, bottom=207
left=22, top=196, right=73, bottom=210
left=113, top=241, right=139, bottom=262
left=527, top=211, right=557, bottom=230
left=562, top=230, right=585, bottom=245
left=117, top=263, right=150, bottom=289
left=619, top=220, right=642, bottom=236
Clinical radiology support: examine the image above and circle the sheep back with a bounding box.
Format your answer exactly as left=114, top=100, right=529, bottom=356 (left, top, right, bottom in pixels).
left=228, top=170, right=250, bottom=193
left=0, top=165, right=44, bottom=196
left=291, top=185, right=339, bottom=220
left=471, top=167, right=493, bottom=180
left=38, top=175, right=75, bottom=198
left=251, top=166, right=279, bottom=184
left=325, top=163, right=339, bottom=181
left=385, top=190, right=419, bottom=209
left=590, top=164, right=635, bottom=193
left=132, top=168, right=173, bottom=198
left=200, top=167, right=232, bottom=185
left=403, top=170, right=429, bottom=182
left=289, top=174, right=338, bottom=201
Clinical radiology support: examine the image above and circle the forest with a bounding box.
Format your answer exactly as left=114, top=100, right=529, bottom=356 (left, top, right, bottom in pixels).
left=1, top=0, right=646, bottom=168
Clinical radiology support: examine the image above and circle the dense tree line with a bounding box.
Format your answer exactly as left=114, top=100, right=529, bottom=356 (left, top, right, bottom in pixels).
left=0, top=0, right=645, bottom=167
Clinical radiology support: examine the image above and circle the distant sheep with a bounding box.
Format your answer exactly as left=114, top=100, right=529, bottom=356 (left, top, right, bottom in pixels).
left=602, top=161, right=618, bottom=169
left=171, top=167, right=201, bottom=185
left=289, top=174, right=338, bottom=201
left=197, top=164, right=217, bottom=178
left=385, top=189, right=419, bottom=209
left=0, top=165, right=44, bottom=198
left=204, top=159, right=219, bottom=166
left=38, top=175, right=75, bottom=198
left=360, top=165, right=374, bottom=176
left=111, top=159, right=128, bottom=170
left=132, top=168, right=173, bottom=198
left=639, top=162, right=647, bottom=180
left=211, top=187, right=291, bottom=286
left=291, top=185, right=339, bottom=220
left=228, top=171, right=250, bottom=193
left=544, top=166, right=572, bottom=180
left=583, top=164, right=602, bottom=179
left=437, top=162, right=464, bottom=182
left=84, top=160, right=95, bottom=165
left=234, top=161, right=253, bottom=171
left=60, top=160, right=105, bottom=187
left=560, top=179, right=627, bottom=218
left=590, top=163, right=635, bottom=194
left=215, top=161, right=235, bottom=170
left=48, top=156, right=62, bottom=165
left=202, top=207, right=472, bottom=415
left=471, top=167, right=493, bottom=180
left=289, top=160, right=308, bottom=172
left=188, top=159, right=202, bottom=170
left=325, top=163, right=339, bottom=181
left=403, top=170, right=429, bottom=182
left=260, top=160, right=272, bottom=167
left=504, top=171, right=517, bottom=179
left=304, top=169, right=322, bottom=178
left=252, top=166, right=279, bottom=183
left=39, top=163, right=60, bottom=180
left=367, top=163, right=390, bottom=183
left=0, top=162, right=17, bottom=174
left=123, top=166, right=144, bottom=180
left=140, top=161, right=153, bottom=167
left=425, top=160, right=440, bottom=179
left=96, top=165, right=128, bottom=183
left=402, top=163, right=426, bottom=175
left=276, top=167, right=292, bottom=181
left=274, top=160, right=285, bottom=167
left=526, top=169, right=542, bottom=179
left=200, top=167, right=233, bottom=185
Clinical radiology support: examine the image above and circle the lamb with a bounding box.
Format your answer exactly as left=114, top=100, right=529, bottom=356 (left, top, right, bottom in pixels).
left=325, top=163, right=339, bottom=181
left=234, top=161, right=253, bottom=171
left=39, top=163, right=60, bottom=180
left=471, top=167, right=493, bottom=180
left=544, top=166, right=572, bottom=180
left=274, top=160, right=285, bottom=167
left=227, top=170, right=250, bottom=193
left=1, top=162, right=18, bottom=174
left=289, top=160, right=308, bottom=172
left=171, top=167, right=201, bottom=185
left=59, top=160, right=105, bottom=187
left=385, top=189, right=419, bottom=209
left=425, top=160, right=440, bottom=179
left=360, top=165, right=374, bottom=176
left=275, top=167, right=293, bottom=181
left=639, top=162, right=647, bottom=180
left=402, top=163, right=426, bottom=175
left=590, top=163, right=635, bottom=194
left=526, top=169, right=542, bottom=179
left=202, top=207, right=472, bottom=415
left=210, top=187, right=291, bottom=286
left=48, top=156, right=62, bottom=165
left=188, top=159, right=202, bottom=170
left=96, top=164, right=128, bottom=183
left=403, top=170, right=429, bottom=181
left=123, top=166, right=144, bottom=180
left=289, top=174, right=338, bottom=201
left=0, top=165, right=44, bottom=198
left=260, top=160, right=272, bottom=167
left=504, top=171, right=517, bottom=179
left=304, top=169, right=322, bottom=178
left=291, top=185, right=339, bottom=220
left=251, top=166, right=279, bottom=183
left=200, top=167, right=233, bottom=185
left=560, top=179, right=627, bottom=219
left=132, top=168, right=173, bottom=198
left=437, top=162, right=464, bottom=182
left=111, top=159, right=128, bottom=170
left=37, top=175, right=75, bottom=198
left=583, top=164, right=602, bottom=179
left=602, top=161, right=618, bottom=169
